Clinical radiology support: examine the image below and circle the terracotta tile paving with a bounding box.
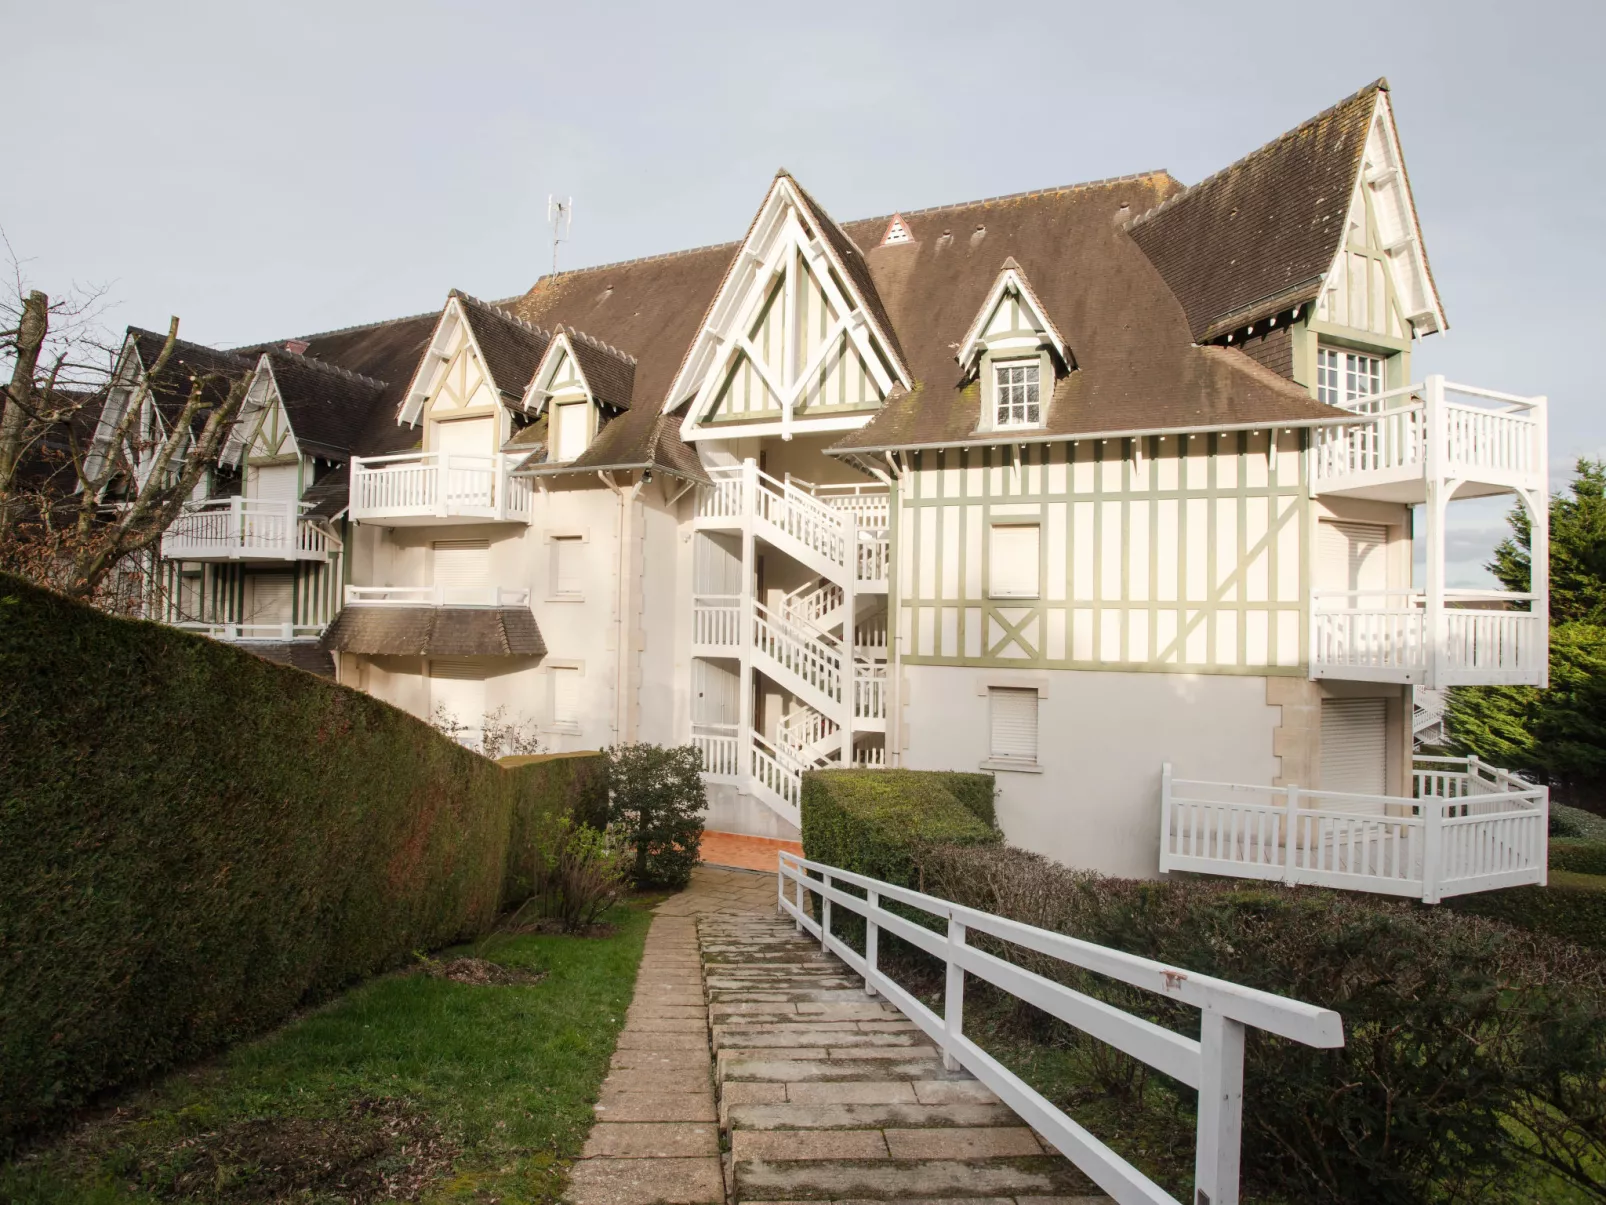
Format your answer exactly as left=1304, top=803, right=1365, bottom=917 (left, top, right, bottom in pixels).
left=698, top=830, right=802, bottom=874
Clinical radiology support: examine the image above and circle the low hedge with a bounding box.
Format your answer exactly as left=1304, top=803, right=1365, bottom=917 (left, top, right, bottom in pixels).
left=799, top=768, right=999, bottom=889
left=1448, top=867, right=1606, bottom=952
left=914, top=841, right=1606, bottom=1205
left=0, top=576, right=603, bottom=1150
left=1549, top=837, right=1606, bottom=877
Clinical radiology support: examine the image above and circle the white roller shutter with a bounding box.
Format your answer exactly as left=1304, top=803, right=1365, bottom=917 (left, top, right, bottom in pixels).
left=1321, top=698, right=1388, bottom=795
left=988, top=524, right=1041, bottom=599
left=1317, top=522, right=1388, bottom=603
left=552, top=536, right=584, bottom=597
left=552, top=666, right=581, bottom=727
left=556, top=402, right=590, bottom=462
left=989, top=687, right=1039, bottom=762
left=430, top=658, right=486, bottom=748
left=247, top=573, right=294, bottom=625
left=435, top=417, right=493, bottom=459
left=433, top=539, right=490, bottom=605
left=248, top=463, right=299, bottom=504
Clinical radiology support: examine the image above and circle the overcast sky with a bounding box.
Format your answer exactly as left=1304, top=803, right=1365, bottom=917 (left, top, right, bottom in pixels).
left=5, top=1, right=1600, bottom=583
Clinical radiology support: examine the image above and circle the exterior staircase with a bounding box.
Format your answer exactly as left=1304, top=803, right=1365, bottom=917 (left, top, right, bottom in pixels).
left=693, top=462, right=892, bottom=829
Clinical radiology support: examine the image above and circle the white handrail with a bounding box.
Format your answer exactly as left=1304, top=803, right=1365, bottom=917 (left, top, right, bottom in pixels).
left=777, top=850, right=1343, bottom=1205
left=343, top=584, right=531, bottom=608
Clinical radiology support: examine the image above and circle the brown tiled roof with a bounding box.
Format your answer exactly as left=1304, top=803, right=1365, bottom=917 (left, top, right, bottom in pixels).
left=518, top=404, right=706, bottom=484
left=1126, top=80, right=1383, bottom=342
left=300, top=462, right=350, bottom=519
left=127, top=329, right=255, bottom=430
left=234, top=311, right=437, bottom=458
left=452, top=291, right=551, bottom=402
left=829, top=174, right=1347, bottom=454
left=259, top=351, right=387, bottom=460
left=319, top=606, right=545, bottom=657
left=560, top=327, right=636, bottom=410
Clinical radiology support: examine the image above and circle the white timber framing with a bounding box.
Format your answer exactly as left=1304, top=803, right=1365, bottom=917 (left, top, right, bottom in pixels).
left=670, top=175, right=911, bottom=443
left=397, top=294, right=521, bottom=427
left=955, top=260, right=1071, bottom=376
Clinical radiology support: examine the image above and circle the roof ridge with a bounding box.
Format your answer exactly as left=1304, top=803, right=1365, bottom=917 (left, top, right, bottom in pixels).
left=1125, top=79, right=1386, bottom=231
left=853, top=171, right=1177, bottom=230
left=128, top=327, right=256, bottom=367
left=229, top=294, right=524, bottom=352
left=558, top=324, right=638, bottom=366
left=526, top=238, right=742, bottom=288
left=449, top=288, right=552, bottom=340
left=267, top=349, right=389, bottom=391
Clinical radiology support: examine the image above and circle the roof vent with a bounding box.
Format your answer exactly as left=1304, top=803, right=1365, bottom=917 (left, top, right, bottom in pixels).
left=880, top=214, right=913, bottom=246
left=283, top=339, right=310, bottom=355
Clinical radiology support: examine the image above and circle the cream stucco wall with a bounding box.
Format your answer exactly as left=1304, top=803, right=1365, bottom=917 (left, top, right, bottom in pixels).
left=900, top=663, right=1281, bottom=878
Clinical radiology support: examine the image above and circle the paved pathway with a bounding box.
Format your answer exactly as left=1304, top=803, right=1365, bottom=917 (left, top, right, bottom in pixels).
left=570, top=866, right=1103, bottom=1205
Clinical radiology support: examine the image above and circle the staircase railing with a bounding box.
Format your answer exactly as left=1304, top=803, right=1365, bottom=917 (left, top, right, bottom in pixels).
left=781, top=577, right=843, bottom=629
left=753, top=599, right=844, bottom=704
left=751, top=729, right=806, bottom=817
left=778, top=706, right=839, bottom=765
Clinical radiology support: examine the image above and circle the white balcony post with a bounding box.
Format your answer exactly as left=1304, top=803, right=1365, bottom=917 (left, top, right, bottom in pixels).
left=1422, top=794, right=1444, bottom=905
left=436, top=454, right=450, bottom=518
left=1423, top=375, right=1448, bottom=691
left=864, top=887, right=880, bottom=996
left=1195, top=1010, right=1247, bottom=1205
left=1282, top=783, right=1299, bottom=885
left=738, top=458, right=758, bottom=781
left=1528, top=396, right=1551, bottom=686
left=842, top=510, right=859, bottom=764
left=820, top=870, right=832, bottom=951
left=494, top=453, right=507, bottom=522
left=943, top=917, right=966, bottom=1071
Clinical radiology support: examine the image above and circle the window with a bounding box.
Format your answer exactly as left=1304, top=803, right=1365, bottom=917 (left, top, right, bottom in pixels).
left=988, top=524, right=1040, bottom=599
left=551, top=665, right=581, bottom=729
left=1316, top=347, right=1384, bottom=409
left=988, top=687, right=1039, bottom=764
left=1320, top=698, right=1387, bottom=795
left=431, top=658, right=486, bottom=750
left=433, top=539, right=489, bottom=605
left=555, top=401, right=590, bottom=461
left=994, top=361, right=1041, bottom=428
left=551, top=536, right=584, bottom=598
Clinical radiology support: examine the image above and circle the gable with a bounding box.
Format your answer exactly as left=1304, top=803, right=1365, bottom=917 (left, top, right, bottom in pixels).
left=399, top=302, right=502, bottom=426
left=670, top=174, right=909, bottom=441
left=1314, top=91, right=1444, bottom=337
left=956, top=262, right=1070, bottom=377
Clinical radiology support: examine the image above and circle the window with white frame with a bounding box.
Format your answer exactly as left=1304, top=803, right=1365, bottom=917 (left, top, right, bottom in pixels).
left=988, top=523, right=1040, bottom=599
left=551, top=536, right=584, bottom=598
left=988, top=687, right=1039, bottom=764
left=994, top=361, right=1041, bottom=428
left=551, top=665, right=581, bottom=730
left=554, top=401, right=590, bottom=461
left=1316, top=346, right=1385, bottom=409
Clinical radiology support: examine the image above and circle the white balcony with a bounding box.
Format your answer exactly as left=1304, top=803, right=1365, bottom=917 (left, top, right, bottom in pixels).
left=349, top=452, right=533, bottom=527
left=1312, top=375, right=1546, bottom=504
left=1161, top=757, right=1548, bottom=904
left=344, top=584, right=532, bottom=608
left=1311, top=590, right=1546, bottom=687
left=161, top=498, right=337, bottom=562
left=172, top=621, right=327, bottom=642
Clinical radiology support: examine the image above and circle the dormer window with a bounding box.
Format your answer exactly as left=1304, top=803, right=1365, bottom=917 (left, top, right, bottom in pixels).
left=553, top=400, right=591, bottom=462
left=995, top=361, right=1041, bottom=428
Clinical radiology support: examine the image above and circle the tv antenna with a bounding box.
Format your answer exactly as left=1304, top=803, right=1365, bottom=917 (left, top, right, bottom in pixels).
left=547, top=195, right=573, bottom=274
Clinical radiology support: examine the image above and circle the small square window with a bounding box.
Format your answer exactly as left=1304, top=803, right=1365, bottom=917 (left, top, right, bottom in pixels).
left=989, top=687, right=1039, bottom=764
left=994, top=361, right=1041, bottom=428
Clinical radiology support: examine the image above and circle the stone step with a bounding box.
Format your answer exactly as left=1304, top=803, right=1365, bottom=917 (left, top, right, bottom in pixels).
left=731, top=1155, right=1100, bottom=1201
left=722, top=1057, right=972, bottom=1084
left=726, top=1101, right=1021, bottom=1131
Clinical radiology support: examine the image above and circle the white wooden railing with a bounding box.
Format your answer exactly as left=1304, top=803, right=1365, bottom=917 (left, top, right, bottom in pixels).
left=751, top=729, right=805, bottom=821
left=778, top=706, right=839, bottom=764
left=350, top=451, right=533, bottom=523
left=1311, top=590, right=1544, bottom=686
left=162, top=497, right=336, bottom=561
left=781, top=577, right=843, bottom=629
left=692, top=723, right=741, bottom=778
left=1160, top=757, right=1547, bottom=903
left=778, top=851, right=1344, bottom=1205
left=343, top=584, right=531, bottom=608
left=692, top=594, right=742, bottom=648
left=1312, top=376, right=1545, bottom=492
left=697, top=462, right=889, bottom=586
left=753, top=599, right=844, bottom=704
left=854, top=661, right=887, bottom=722
left=173, top=621, right=326, bottom=641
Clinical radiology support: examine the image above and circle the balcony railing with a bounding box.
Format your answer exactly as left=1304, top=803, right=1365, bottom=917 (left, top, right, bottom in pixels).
left=1311, top=590, right=1544, bottom=686
left=161, top=497, right=337, bottom=562
left=344, top=584, right=531, bottom=608
left=349, top=452, right=533, bottom=525
left=172, top=621, right=327, bottom=642
left=1161, top=756, right=1547, bottom=903
left=1312, top=376, right=1545, bottom=500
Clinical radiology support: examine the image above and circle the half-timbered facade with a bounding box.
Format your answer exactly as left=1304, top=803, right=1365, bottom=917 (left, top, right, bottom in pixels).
left=108, top=79, right=1552, bottom=895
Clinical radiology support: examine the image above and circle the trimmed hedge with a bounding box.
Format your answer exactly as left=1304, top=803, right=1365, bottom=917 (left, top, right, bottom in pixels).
left=1448, top=868, right=1606, bottom=953
left=1550, top=838, right=1606, bottom=877
left=799, top=768, right=999, bottom=889
left=0, top=576, right=604, bottom=1149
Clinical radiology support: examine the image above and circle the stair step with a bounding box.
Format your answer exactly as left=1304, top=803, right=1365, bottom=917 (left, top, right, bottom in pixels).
left=722, top=1057, right=971, bottom=1083
left=726, top=1102, right=1021, bottom=1131
left=732, top=1155, right=1099, bottom=1201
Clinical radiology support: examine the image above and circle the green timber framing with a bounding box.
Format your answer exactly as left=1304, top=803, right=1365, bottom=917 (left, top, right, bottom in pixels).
left=893, top=429, right=1311, bottom=675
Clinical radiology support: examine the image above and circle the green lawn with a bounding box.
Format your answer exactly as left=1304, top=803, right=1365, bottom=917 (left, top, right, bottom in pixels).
left=0, top=901, right=653, bottom=1204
